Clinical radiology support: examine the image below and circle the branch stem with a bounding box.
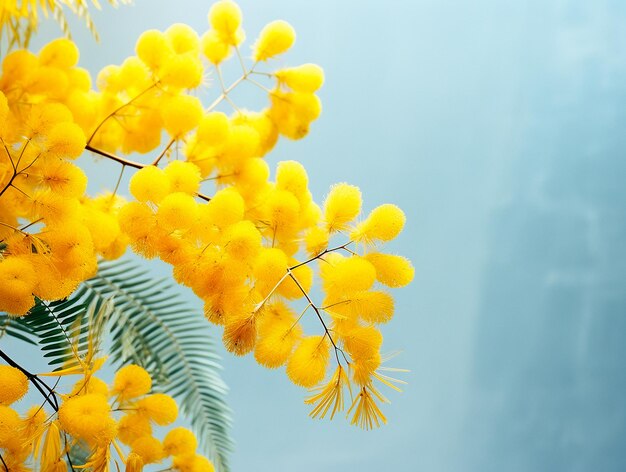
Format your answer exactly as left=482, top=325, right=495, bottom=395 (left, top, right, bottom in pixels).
left=287, top=270, right=345, bottom=365
left=85, top=145, right=212, bottom=201
left=87, top=82, right=159, bottom=144
left=0, top=348, right=58, bottom=411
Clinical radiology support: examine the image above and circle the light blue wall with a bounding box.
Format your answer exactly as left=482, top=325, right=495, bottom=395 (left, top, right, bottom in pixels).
left=19, top=0, right=626, bottom=470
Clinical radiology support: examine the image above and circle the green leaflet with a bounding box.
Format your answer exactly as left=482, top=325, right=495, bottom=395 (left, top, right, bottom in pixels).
left=0, top=258, right=233, bottom=472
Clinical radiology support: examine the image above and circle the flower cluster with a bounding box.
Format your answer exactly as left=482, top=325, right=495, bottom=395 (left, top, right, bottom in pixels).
left=87, top=0, right=321, bottom=159
left=0, top=362, right=213, bottom=471
left=0, top=0, right=413, bottom=431
left=120, top=163, right=413, bottom=427
left=0, top=39, right=129, bottom=316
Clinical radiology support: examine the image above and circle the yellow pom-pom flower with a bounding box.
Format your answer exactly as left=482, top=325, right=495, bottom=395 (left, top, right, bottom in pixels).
left=286, top=335, right=331, bottom=388
left=163, top=427, right=198, bottom=456
left=39, top=38, right=79, bottom=69
left=197, top=112, right=230, bottom=146
left=161, top=54, right=204, bottom=89
left=255, top=308, right=302, bottom=368
left=122, top=111, right=163, bottom=154
left=351, top=204, right=406, bottom=243
left=0, top=256, right=37, bottom=293
left=173, top=453, right=215, bottom=472
left=2, top=49, right=38, bottom=86
left=28, top=66, right=69, bottom=97
left=351, top=352, right=382, bottom=387
left=119, top=56, right=151, bottom=90
left=137, top=393, right=178, bottom=425
left=201, top=30, right=232, bottom=65
left=46, top=122, right=86, bottom=159
left=0, top=256, right=37, bottom=316
left=97, top=64, right=122, bottom=93
left=70, top=376, right=109, bottom=396
left=131, top=436, right=165, bottom=464
left=0, top=406, right=22, bottom=449
left=162, top=95, right=203, bottom=138
left=0, top=366, right=28, bottom=405
left=223, top=312, right=257, bottom=356
left=253, top=20, right=296, bottom=62
left=129, top=166, right=171, bottom=203
left=341, top=324, right=382, bottom=361
left=31, top=189, right=81, bottom=224
left=26, top=102, right=73, bottom=137
left=275, top=64, right=324, bottom=93
left=157, top=192, right=199, bottom=230
left=58, top=393, right=116, bottom=445
left=118, top=201, right=157, bottom=249
left=323, top=183, right=362, bottom=232
left=265, top=188, right=300, bottom=232
left=365, top=252, right=414, bottom=288
left=222, top=220, right=262, bottom=261
left=304, top=226, right=329, bottom=256
left=165, top=23, right=200, bottom=54
left=276, top=160, right=309, bottom=199
left=220, top=123, right=260, bottom=164
left=38, top=159, right=87, bottom=198
left=112, top=364, right=152, bottom=401
left=164, top=161, right=201, bottom=195
left=118, top=413, right=152, bottom=446
left=136, top=29, right=174, bottom=71
left=236, top=157, right=270, bottom=192
left=0, top=287, right=35, bottom=316
left=253, top=247, right=288, bottom=296
left=232, top=110, right=278, bottom=157
left=269, top=90, right=322, bottom=140
left=68, top=67, right=92, bottom=92
left=332, top=290, right=395, bottom=324
left=321, top=254, right=376, bottom=296
left=208, top=0, right=243, bottom=46
left=204, top=188, right=244, bottom=228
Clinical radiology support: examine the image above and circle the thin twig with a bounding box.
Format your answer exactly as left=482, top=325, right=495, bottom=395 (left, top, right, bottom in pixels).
left=254, top=271, right=291, bottom=312
left=111, top=164, right=126, bottom=198
left=287, top=270, right=346, bottom=365
left=64, top=431, right=77, bottom=472
left=85, top=145, right=144, bottom=169
left=245, top=76, right=272, bottom=93
left=290, top=242, right=353, bottom=270
left=0, top=349, right=58, bottom=411
left=0, top=143, right=16, bottom=197
left=86, top=144, right=214, bottom=202
left=152, top=138, right=175, bottom=166
left=205, top=75, right=245, bottom=111
left=87, top=82, right=159, bottom=144
left=15, top=137, right=30, bottom=169
left=234, top=46, right=248, bottom=76
left=216, top=65, right=228, bottom=92
left=250, top=70, right=273, bottom=78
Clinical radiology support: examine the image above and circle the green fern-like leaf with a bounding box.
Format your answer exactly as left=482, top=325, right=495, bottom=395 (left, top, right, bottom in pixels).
left=1, top=297, right=93, bottom=368
left=0, top=313, right=37, bottom=345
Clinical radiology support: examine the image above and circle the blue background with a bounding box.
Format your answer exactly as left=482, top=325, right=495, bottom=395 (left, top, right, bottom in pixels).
left=18, top=0, right=626, bottom=470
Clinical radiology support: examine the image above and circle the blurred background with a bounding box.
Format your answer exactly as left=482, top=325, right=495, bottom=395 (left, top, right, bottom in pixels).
left=19, top=0, right=626, bottom=470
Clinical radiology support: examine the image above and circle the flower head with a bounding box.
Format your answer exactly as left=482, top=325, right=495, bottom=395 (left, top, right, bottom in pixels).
left=0, top=365, right=29, bottom=405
